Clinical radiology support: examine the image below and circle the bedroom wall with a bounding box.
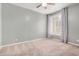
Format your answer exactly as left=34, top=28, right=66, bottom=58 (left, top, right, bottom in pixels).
left=68, top=4, right=79, bottom=44
left=2, top=3, right=46, bottom=45
left=0, top=3, right=1, bottom=45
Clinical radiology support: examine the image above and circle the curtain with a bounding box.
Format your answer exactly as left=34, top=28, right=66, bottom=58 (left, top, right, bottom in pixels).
left=62, top=8, right=68, bottom=43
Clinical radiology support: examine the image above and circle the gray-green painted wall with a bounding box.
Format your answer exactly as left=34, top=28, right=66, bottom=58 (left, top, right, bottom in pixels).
left=0, top=4, right=1, bottom=45
left=2, top=3, right=46, bottom=45
left=68, top=4, right=79, bottom=44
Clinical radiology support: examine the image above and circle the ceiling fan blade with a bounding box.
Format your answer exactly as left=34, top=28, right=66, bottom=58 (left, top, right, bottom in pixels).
left=36, top=4, right=41, bottom=8
left=47, top=3, right=55, bottom=5
left=44, top=6, right=47, bottom=9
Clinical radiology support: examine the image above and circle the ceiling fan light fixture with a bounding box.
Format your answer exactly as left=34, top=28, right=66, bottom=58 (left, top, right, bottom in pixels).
left=42, top=3, right=47, bottom=7
left=36, top=3, right=55, bottom=9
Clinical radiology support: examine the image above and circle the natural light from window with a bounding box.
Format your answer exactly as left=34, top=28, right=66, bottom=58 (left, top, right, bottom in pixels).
left=48, top=12, right=62, bottom=36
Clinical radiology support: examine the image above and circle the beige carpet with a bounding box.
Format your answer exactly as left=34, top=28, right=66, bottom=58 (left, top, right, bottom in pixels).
left=0, top=38, right=79, bottom=56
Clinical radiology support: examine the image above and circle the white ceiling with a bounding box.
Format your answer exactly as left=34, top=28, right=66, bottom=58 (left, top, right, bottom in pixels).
left=12, top=3, right=73, bottom=14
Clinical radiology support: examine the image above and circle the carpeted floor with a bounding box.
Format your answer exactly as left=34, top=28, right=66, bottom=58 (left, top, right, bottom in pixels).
left=0, top=38, right=79, bottom=56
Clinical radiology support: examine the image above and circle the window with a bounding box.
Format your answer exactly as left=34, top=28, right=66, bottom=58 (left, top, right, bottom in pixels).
left=48, top=12, right=62, bottom=36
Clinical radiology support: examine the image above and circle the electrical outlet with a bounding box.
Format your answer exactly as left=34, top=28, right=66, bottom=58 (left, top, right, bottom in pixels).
left=76, top=40, right=79, bottom=42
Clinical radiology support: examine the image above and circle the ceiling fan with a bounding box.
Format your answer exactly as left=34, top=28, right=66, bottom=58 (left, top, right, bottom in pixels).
left=36, top=3, right=55, bottom=9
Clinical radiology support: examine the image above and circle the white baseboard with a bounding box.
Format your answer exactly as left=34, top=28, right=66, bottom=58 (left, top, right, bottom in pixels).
left=0, top=38, right=44, bottom=48
left=68, top=42, right=79, bottom=47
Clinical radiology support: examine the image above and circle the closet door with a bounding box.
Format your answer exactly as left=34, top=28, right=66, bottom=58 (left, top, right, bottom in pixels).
left=68, top=4, right=79, bottom=44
